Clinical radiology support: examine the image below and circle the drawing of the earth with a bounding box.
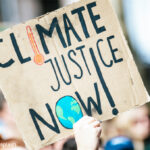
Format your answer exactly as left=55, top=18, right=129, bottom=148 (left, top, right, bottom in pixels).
left=56, top=96, right=83, bottom=129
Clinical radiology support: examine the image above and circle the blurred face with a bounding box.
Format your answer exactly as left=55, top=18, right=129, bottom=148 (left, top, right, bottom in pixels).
left=0, top=102, right=15, bottom=124
left=129, top=107, right=150, bottom=140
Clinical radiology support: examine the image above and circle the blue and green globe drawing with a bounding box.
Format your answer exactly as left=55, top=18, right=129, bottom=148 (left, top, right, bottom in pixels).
left=56, top=96, right=83, bottom=129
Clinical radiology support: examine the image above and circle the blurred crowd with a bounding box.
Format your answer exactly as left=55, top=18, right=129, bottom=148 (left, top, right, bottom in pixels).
left=0, top=89, right=25, bottom=150
left=0, top=0, right=150, bottom=150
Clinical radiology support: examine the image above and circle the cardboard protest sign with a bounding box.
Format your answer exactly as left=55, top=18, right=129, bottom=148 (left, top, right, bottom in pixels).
left=0, top=0, right=149, bottom=149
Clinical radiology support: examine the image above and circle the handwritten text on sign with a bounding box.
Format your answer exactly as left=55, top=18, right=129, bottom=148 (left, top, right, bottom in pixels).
left=0, top=0, right=148, bottom=149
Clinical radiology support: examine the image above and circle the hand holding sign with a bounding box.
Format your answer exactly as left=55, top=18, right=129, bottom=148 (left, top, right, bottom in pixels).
left=73, top=116, right=101, bottom=150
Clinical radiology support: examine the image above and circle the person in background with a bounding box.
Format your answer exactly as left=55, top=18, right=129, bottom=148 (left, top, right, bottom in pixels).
left=62, top=138, right=77, bottom=150
left=115, top=105, right=150, bottom=150
left=104, top=136, right=134, bottom=150
left=0, top=89, right=25, bottom=149
left=102, top=105, right=150, bottom=150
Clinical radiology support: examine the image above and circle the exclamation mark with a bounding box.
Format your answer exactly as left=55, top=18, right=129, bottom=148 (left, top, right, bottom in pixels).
left=26, top=26, right=44, bottom=65
left=89, top=48, right=119, bottom=115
